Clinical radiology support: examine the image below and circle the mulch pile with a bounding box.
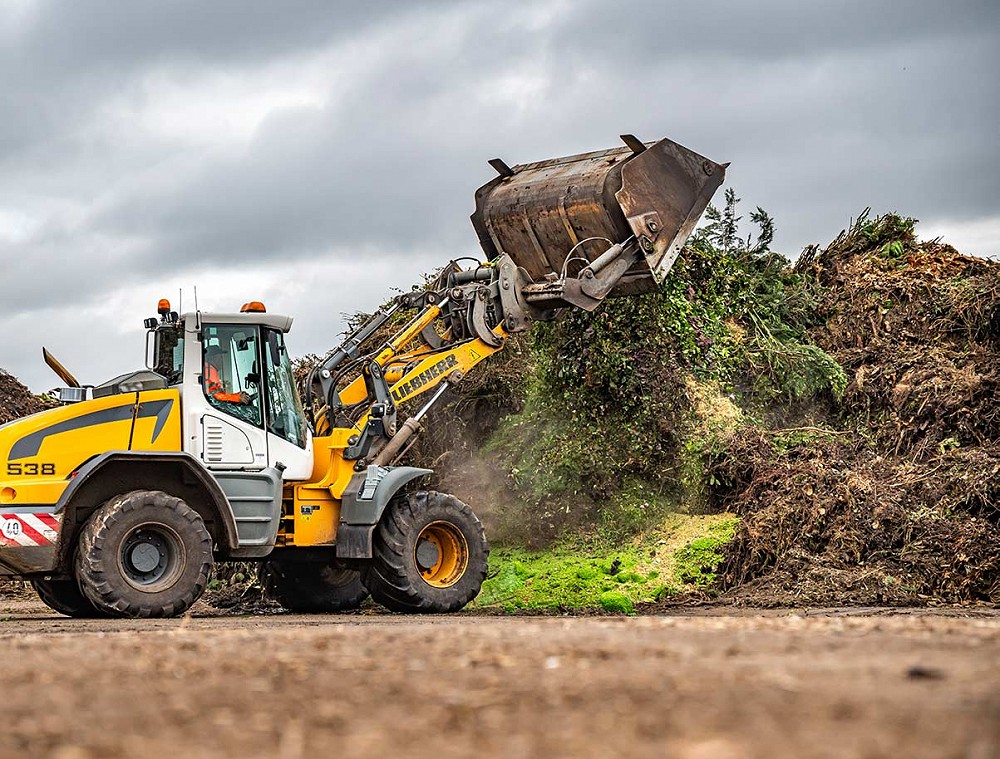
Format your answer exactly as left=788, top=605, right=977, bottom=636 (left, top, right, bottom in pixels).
left=0, top=370, right=55, bottom=599
left=0, top=370, right=54, bottom=425
left=713, top=219, right=1000, bottom=606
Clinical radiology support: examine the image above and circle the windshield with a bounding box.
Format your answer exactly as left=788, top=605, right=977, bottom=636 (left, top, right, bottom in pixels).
left=202, top=324, right=263, bottom=428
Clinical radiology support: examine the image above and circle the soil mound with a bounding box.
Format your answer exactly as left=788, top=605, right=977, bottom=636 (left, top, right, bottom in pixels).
left=0, top=370, right=56, bottom=598
left=0, top=369, right=53, bottom=425
left=715, top=214, right=1000, bottom=605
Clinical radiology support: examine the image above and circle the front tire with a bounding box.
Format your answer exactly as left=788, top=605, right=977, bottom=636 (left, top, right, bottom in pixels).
left=31, top=577, right=106, bottom=618
left=361, top=491, right=488, bottom=613
left=76, top=490, right=214, bottom=618
left=261, top=560, right=368, bottom=612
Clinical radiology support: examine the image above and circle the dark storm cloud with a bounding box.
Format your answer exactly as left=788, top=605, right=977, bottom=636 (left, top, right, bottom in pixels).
left=553, top=0, right=998, bottom=61
left=92, top=0, right=1000, bottom=265
left=76, top=4, right=554, bottom=272
left=0, top=1, right=427, bottom=83
left=545, top=0, right=1000, bottom=244
left=1, top=0, right=998, bottom=389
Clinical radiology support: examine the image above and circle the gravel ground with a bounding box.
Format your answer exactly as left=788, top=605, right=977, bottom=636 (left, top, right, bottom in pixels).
left=0, top=600, right=997, bottom=759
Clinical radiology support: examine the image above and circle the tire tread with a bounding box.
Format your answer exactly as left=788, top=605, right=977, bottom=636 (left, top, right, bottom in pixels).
left=76, top=490, right=213, bottom=619
left=360, top=491, right=488, bottom=614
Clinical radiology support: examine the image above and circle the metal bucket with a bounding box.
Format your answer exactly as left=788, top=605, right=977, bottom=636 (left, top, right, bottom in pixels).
left=471, top=135, right=726, bottom=294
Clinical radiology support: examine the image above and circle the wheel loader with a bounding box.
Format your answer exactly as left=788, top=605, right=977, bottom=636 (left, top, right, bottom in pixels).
left=0, top=135, right=725, bottom=618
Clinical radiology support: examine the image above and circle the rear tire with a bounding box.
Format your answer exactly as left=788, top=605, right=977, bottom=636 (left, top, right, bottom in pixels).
left=261, top=560, right=368, bottom=613
left=31, top=577, right=106, bottom=618
left=76, top=490, right=214, bottom=618
left=361, top=491, right=488, bottom=613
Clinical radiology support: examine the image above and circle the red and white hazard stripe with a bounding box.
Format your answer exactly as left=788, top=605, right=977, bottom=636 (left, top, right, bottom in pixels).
left=0, top=513, right=61, bottom=547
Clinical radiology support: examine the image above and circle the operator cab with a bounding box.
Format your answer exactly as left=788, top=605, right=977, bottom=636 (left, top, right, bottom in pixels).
left=146, top=300, right=313, bottom=480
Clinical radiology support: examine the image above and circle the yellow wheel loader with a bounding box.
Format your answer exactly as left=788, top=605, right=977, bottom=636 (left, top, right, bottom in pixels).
left=0, top=135, right=724, bottom=617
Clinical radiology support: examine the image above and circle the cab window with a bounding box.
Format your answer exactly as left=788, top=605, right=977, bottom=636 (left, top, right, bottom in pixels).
left=263, top=328, right=307, bottom=448
left=202, top=324, right=263, bottom=428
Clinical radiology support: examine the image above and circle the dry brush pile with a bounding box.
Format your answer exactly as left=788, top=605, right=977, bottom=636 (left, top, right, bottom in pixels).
left=415, top=203, right=1000, bottom=608
left=713, top=213, right=1000, bottom=605
left=0, top=370, right=54, bottom=425
left=0, top=372, right=55, bottom=598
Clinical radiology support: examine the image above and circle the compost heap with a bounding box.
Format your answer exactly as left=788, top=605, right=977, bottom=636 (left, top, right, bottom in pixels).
left=0, top=370, right=53, bottom=425
left=422, top=209, right=1000, bottom=608
left=0, top=372, right=54, bottom=598
left=713, top=221, right=1000, bottom=606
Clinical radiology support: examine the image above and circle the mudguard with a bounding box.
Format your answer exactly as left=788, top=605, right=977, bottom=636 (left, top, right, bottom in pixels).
left=53, top=451, right=241, bottom=570
left=336, top=465, right=432, bottom=559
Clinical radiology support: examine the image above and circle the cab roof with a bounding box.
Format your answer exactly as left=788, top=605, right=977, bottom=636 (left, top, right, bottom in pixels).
left=182, top=311, right=294, bottom=333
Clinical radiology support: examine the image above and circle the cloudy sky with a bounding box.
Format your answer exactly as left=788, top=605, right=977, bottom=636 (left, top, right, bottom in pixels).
left=1, top=0, right=998, bottom=390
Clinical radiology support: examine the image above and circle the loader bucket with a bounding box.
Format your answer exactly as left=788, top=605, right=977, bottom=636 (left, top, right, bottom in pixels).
left=471, top=135, right=726, bottom=295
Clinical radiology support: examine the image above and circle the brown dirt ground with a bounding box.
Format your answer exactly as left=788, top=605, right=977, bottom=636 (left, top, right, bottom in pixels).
left=0, top=599, right=996, bottom=759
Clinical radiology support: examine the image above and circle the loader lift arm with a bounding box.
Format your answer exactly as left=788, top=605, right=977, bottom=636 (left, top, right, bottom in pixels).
left=304, top=134, right=726, bottom=470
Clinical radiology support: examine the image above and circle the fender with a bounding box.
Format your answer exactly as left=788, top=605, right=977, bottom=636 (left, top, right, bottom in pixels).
left=54, top=451, right=240, bottom=570
left=336, top=465, right=432, bottom=559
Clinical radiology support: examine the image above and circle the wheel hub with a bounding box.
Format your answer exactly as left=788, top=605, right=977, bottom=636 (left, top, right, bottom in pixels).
left=129, top=541, right=161, bottom=573
left=415, top=539, right=440, bottom=570
left=120, top=525, right=183, bottom=590
left=413, top=521, right=469, bottom=588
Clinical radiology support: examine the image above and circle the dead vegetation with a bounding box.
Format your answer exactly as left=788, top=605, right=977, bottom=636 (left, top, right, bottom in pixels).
left=713, top=213, right=1000, bottom=605
left=0, top=370, right=54, bottom=425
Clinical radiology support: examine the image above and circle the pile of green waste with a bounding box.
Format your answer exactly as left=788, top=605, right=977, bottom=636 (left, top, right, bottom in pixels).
left=426, top=194, right=1000, bottom=609
left=0, top=370, right=54, bottom=425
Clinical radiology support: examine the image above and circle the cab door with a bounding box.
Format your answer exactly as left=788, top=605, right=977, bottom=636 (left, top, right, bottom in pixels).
left=196, top=323, right=268, bottom=470
left=261, top=328, right=313, bottom=480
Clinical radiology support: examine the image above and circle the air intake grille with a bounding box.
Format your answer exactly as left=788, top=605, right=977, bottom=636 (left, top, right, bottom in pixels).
left=204, top=422, right=224, bottom=462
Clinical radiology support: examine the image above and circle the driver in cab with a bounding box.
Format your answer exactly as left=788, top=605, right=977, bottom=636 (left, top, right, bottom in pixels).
left=203, top=346, right=251, bottom=404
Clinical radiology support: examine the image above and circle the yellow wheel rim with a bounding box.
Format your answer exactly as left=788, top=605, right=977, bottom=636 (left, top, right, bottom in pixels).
left=414, top=521, right=469, bottom=588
